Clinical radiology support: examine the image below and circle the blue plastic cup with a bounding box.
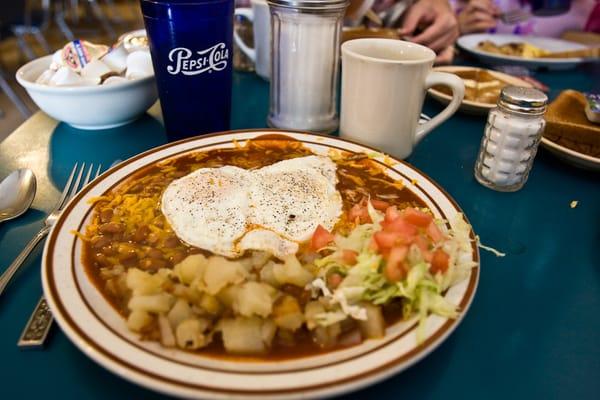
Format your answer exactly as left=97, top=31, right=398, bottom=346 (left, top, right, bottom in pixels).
left=141, top=0, right=234, bottom=140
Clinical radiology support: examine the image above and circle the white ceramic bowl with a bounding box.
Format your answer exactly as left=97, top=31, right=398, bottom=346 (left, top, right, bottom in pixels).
left=16, top=55, right=158, bottom=130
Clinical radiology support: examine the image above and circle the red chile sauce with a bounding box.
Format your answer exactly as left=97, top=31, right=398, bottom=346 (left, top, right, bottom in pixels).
left=82, top=139, right=425, bottom=360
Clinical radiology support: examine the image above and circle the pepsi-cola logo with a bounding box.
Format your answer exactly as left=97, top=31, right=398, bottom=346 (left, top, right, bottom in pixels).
left=167, top=43, right=229, bottom=75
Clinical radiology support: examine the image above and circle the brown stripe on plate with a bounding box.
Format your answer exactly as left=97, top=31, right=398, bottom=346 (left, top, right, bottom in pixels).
left=44, top=130, right=479, bottom=396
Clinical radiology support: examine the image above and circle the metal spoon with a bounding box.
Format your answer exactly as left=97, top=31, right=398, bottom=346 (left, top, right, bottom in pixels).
left=0, top=169, right=37, bottom=223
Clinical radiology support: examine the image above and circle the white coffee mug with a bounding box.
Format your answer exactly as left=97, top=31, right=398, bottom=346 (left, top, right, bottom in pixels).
left=340, top=39, right=465, bottom=159
left=234, top=0, right=271, bottom=80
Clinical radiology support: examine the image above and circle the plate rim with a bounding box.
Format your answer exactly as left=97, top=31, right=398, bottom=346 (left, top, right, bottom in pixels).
left=456, top=33, right=587, bottom=64
left=540, top=136, right=600, bottom=170
left=42, top=128, right=480, bottom=399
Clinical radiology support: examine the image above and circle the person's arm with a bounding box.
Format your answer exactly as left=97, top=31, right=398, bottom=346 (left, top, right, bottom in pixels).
left=398, top=0, right=460, bottom=63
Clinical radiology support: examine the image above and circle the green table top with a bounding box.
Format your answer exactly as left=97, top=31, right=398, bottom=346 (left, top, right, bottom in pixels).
left=1, top=64, right=599, bottom=399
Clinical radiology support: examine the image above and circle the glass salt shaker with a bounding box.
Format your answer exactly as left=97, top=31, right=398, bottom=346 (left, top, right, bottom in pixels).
left=474, top=86, right=548, bottom=192
left=267, top=0, right=349, bottom=133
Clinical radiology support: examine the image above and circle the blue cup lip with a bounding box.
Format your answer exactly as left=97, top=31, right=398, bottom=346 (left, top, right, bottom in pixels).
left=141, top=0, right=230, bottom=5
left=141, top=0, right=233, bottom=20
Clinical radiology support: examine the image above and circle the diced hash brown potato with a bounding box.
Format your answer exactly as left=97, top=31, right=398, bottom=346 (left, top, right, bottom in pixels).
left=358, top=303, right=385, bottom=339
left=273, top=255, right=313, bottom=287
left=203, top=257, right=248, bottom=295
left=173, top=254, right=207, bottom=285
left=233, top=282, right=277, bottom=318
left=128, top=293, right=174, bottom=313
left=127, top=310, right=153, bottom=332
left=219, top=317, right=274, bottom=355
left=273, top=295, right=304, bottom=331
left=175, top=318, right=211, bottom=350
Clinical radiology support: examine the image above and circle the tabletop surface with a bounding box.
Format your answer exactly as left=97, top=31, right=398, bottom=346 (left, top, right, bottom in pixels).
left=1, top=62, right=599, bottom=400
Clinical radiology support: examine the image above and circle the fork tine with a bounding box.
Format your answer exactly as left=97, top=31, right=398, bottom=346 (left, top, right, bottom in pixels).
left=52, top=163, right=78, bottom=213
left=81, top=163, right=95, bottom=187
left=95, top=164, right=102, bottom=179
left=59, top=163, right=86, bottom=211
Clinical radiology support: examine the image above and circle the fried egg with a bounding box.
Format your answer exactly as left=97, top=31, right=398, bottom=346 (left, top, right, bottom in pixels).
left=161, top=155, right=342, bottom=259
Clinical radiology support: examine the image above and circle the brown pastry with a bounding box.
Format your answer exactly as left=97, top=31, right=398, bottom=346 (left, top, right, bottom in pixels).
left=432, top=69, right=506, bottom=104
left=543, top=90, right=600, bottom=157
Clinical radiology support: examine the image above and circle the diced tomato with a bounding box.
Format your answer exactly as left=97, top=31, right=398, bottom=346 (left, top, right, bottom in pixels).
left=327, top=273, right=344, bottom=289
left=369, top=237, right=379, bottom=251
left=384, top=261, right=407, bottom=282
left=341, top=249, right=358, bottom=265
left=430, top=249, right=450, bottom=274
left=403, top=208, right=433, bottom=227
left=385, top=217, right=418, bottom=243
left=374, top=231, right=399, bottom=251
left=370, top=199, right=390, bottom=211
left=413, top=235, right=433, bottom=262
left=311, top=225, right=335, bottom=250
left=426, top=221, right=444, bottom=243
left=384, top=206, right=400, bottom=223
left=384, top=246, right=409, bottom=282
left=388, top=245, right=408, bottom=266
left=349, top=204, right=370, bottom=224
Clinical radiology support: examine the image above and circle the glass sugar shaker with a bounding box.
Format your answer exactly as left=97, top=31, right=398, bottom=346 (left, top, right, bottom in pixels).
left=267, top=0, right=349, bottom=133
left=474, top=86, right=548, bottom=192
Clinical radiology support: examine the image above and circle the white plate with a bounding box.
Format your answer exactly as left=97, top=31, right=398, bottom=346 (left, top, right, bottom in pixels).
left=42, top=130, right=479, bottom=399
left=457, top=34, right=589, bottom=70
left=427, top=66, right=533, bottom=115
left=540, top=137, right=600, bottom=171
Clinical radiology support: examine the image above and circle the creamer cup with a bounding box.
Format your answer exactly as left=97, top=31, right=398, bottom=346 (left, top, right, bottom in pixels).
left=49, top=66, right=86, bottom=86
left=62, top=40, right=108, bottom=72
left=125, top=50, right=154, bottom=79
left=81, top=59, right=113, bottom=83
left=103, top=76, right=129, bottom=85
left=36, top=69, right=56, bottom=85
left=119, top=29, right=149, bottom=53
left=101, top=43, right=129, bottom=74
left=50, top=50, right=64, bottom=71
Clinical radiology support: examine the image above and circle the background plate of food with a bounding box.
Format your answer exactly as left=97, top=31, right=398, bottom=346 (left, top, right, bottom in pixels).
left=540, top=137, right=600, bottom=171
left=427, top=66, right=533, bottom=115
left=43, top=130, right=479, bottom=399
left=457, top=33, right=595, bottom=70
left=540, top=90, right=600, bottom=171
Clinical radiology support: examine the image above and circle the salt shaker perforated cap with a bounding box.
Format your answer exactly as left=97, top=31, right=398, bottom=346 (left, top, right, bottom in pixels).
left=499, top=86, right=548, bottom=115
left=267, top=0, right=349, bottom=12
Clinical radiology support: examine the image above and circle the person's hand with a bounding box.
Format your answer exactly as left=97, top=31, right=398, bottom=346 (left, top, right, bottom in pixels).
left=435, top=45, right=455, bottom=64
left=457, top=0, right=500, bottom=34
left=398, top=0, right=460, bottom=64
left=398, top=0, right=459, bottom=51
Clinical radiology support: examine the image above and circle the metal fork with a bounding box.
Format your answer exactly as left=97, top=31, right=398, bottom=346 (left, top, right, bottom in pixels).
left=0, top=163, right=101, bottom=297
left=16, top=163, right=102, bottom=348
left=500, top=9, right=531, bottom=25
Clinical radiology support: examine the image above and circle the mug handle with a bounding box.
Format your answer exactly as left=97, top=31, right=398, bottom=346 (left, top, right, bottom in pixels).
left=233, top=8, right=256, bottom=62
left=414, top=72, right=465, bottom=144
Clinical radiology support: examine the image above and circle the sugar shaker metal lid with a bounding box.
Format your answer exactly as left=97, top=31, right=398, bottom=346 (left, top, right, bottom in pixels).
left=267, top=0, right=349, bottom=11
left=499, top=86, right=548, bottom=115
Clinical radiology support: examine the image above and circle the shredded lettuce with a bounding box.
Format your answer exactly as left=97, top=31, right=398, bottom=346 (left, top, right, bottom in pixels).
left=366, top=199, right=384, bottom=225
left=308, top=212, right=475, bottom=339
left=334, top=223, right=377, bottom=254
left=476, top=236, right=506, bottom=257
left=314, top=310, right=348, bottom=326
left=309, top=278, right=367, bottom=326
